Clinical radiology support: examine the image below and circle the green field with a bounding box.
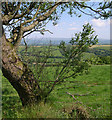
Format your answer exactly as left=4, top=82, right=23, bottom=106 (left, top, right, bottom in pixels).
left=2, top=45, right=111, bottom=118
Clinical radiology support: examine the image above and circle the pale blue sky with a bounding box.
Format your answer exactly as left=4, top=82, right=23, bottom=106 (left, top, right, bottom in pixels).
left=28, top=7, right=110, bottom=40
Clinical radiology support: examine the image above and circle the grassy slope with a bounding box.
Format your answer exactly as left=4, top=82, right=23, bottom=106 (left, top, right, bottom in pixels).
left=51, top=65, right=110, bottom=118
left=2, top=65, right=110, bottom=118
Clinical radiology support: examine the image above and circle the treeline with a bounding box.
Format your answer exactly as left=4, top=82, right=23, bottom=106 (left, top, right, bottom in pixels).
left=86, top=48, right=111, bottom=56
left=85, top=48, right=111, bottom=65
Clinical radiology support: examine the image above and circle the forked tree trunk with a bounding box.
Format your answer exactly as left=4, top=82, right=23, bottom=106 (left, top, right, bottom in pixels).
left=2, top=31, right=42, bottom=106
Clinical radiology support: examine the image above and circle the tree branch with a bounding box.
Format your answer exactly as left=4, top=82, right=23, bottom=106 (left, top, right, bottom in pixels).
left=23, top=29, right=53, bottom=38
left=22, top=5, right=41, bottom=25
left=2, top=2, right=21, bottom=25
left=13, top=28, right=24, bottom=49
left=66, top=92, right=82, bottom=104
left=14, top=2, right=36, bottom=19
left=75, top=2, right=109, bottom=17
left=2, top=2, right=36, bottom=25
left=22, top=2, right=62, bottom=32
left=76, top=6, right=93, bottom=16
left=5, top=2, right=9, bottom=14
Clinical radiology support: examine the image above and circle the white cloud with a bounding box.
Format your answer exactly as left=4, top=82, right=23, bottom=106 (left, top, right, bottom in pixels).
left=69, top=22, right=76, bottom=26
left=54, top=22, right=66, bottom=27
left=91, top=19, right=109, bottom=27
left=84, top=21, right=89, bottom=24
left=68, top=27, right=78, bottom=31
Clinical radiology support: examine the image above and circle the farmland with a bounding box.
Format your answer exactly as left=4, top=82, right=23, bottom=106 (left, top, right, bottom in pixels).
left=2, top=45, right=111, bottom=118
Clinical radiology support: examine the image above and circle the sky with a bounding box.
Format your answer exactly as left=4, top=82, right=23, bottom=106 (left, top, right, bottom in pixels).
left=27, top=3, right=110, bottom=40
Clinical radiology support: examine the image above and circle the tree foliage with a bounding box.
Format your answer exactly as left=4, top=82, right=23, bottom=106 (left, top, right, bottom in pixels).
left=1, top=1, right=111, bottom=105
left=19, top=23, right=98, bottom=99
left=2, top=2, right=111, bottom=49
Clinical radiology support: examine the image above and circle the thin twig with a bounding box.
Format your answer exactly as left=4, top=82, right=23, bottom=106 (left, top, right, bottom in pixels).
left=66, top=92, right=83, bottom=104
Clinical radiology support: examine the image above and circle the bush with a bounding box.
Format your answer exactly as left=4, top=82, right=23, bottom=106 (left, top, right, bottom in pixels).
left=99, top=56, right=110, bottom=64
left=86, top=56, right=110, bottom=65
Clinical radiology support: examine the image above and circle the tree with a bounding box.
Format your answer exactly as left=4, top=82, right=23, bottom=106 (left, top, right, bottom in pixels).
left=1, top=2, right=111, bottom=106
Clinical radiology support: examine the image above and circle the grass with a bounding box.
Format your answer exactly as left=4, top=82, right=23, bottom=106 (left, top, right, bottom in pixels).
left=50, top=65, right=110, bottom=118
left=2, top=65, right=110, bottom=118
left=2, top=45, right=111, bottom=118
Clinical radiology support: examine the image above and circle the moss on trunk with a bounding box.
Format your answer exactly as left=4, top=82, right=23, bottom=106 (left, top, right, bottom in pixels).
left=2, top=32, right=42, bottom=106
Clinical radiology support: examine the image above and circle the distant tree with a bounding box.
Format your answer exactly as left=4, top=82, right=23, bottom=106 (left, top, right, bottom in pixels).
left=1, top=2, right=111, bottom=106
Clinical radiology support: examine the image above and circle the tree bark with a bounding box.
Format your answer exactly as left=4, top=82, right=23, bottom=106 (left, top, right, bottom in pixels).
left=2, top=31, right=42, bottom=106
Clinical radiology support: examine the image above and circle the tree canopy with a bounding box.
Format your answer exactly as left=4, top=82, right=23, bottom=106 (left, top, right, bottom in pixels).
left=1, top=1, right=111, bottom=106
left=2, top=2, right=111, bottom=48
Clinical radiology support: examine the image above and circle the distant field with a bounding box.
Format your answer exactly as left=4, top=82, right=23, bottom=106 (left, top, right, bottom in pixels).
left=90, top=45, right=111, bottom=48
left=18, top=45, right=110, bottom=65
left=19, top=45, right=111, bottom=51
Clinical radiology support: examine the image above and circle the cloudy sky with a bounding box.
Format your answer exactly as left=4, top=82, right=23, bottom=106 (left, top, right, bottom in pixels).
left=28, top=4, right=110, bottom=40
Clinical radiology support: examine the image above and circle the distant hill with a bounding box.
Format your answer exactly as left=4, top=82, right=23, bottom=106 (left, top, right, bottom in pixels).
left=21, top=38, right=111, bottom=46
left=98, top=39, right=110, bottom=45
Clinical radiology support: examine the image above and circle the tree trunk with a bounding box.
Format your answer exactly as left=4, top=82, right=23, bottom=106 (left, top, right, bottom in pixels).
left=2, top=31, right=42, bottom=106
